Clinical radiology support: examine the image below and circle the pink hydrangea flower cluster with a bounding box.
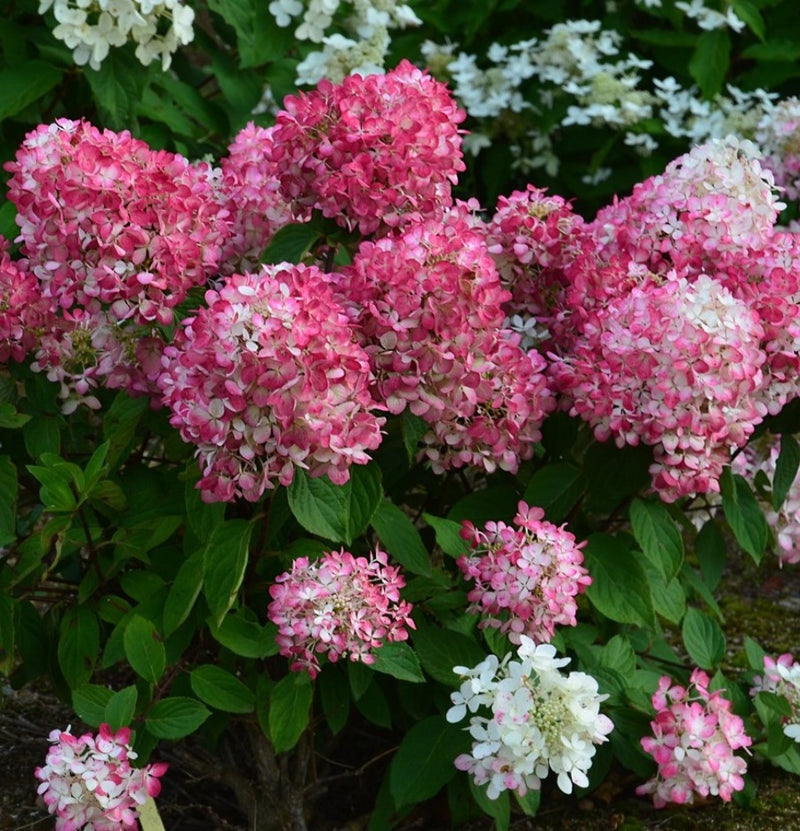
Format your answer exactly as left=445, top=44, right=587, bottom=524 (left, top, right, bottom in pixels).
left=732, top=435, right=800, bottom=565
left=2, top=119, right=231, bottom=408
left=340, top=204, right=555, bottom=474
left=35, top=724, right=167, bottom=831
left=637, top=669, right=752, bottom=808
left=552, top=272, right=768, bottom=500
left=751, top=653, right=800, bottom=743
left=267, top=547, right=414, bottom=678
left=267, top=59, right=466, bottom=235
left=757, top=97, right=800, bottom=201
left=457, top=500, right=591, bottom=644
left=0, top=237, right=50, bottom=364
left=217, top=123, right=296, bottom=273
left=158, top=263, right=384, bottom=502
left=447, top=639, right=614, bottom=799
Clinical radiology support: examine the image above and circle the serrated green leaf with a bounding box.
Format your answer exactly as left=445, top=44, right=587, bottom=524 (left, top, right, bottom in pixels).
left=104, top=685, right=138, bottom=731
left=72, top=684, right=114, bottom=727
left=84, top=48, right=149, bottom=129
left=288, top=464, right=382, bottom=545
left=721, top=468, right=768, bottom=564
left=269, top=673, right=313, bottom=752
left=260, top=222, right=321, bottom=265
left=422, top=513, right=470, bottom=558
left=371, top=500, right=431, bottom=576
left=203, top=519, right=252, bottom=626
left=145, top=697, right=210, bottom=739
left=689, top=29, right=731, bottom=98
left=123, top=615, right=166, bottom=683
left=696, top=519, right=727, bottom=591
left=0, top=61, right=62, bottom=120
left=412, top=619, right=486, bottom=686
left=773, top=435, right=800, bottom=511
left=58, top=607, right=100, bottom=688
left=207, top=0, right=293, bottom=67
left=371, top=642, right=425, bottom=683
left=24, top=417, right=61, bottom=461
left=583, top=534, right=656, bottom=629
left=163, top=552, right=204, bottom=636
left=682, top=607, right=725, bottom=669
left=745, top=636, right=767, bottom=672
left=210, top=612, right=278, bottom=659
left=523, top=463, right=586, bottom=524
left=190, top=665, right=255, bottom=713
left=630, top=498, right=684, bottom=582
left=0, top=403, right=30, bottom=429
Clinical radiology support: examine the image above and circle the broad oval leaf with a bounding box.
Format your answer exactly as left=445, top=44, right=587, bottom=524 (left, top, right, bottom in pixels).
left=145, top=697, right=211, bottom=740
left=190, top=665, right=255, bottom=713
left=203, top=519, right=253, bottom=627
left=268, top=672, right=313, bottom=753
left=123, top=614, right=166, bottom=684
left=682, top=607, right=726, bottom=670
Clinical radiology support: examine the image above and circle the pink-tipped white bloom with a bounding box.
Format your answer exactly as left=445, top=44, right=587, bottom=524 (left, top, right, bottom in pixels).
left=751, top=653, right=800, bottom=743
left=757, top=97, right=800, bottom=201
left=447, top=639, right=613, bottom=799
left=637, top=669, right=752, bottom=808
left=158, top=263, right=384, bottom=503
left=267, top=59, right=466, bottom=235
left=458, top=501, right=591, bottom=644
left=35, top=724, right=167, bottom=830
left=267, top=547, right=414, bottom=678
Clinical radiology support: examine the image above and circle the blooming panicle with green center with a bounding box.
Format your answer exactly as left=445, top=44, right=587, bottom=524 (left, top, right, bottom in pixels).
left=35, top=724, right=167, bottom=830
left=267, top=547, right=414, bottom=678
left=446, top=638, right=613, bottom=799
left=458, top=500, right=590, bottom=644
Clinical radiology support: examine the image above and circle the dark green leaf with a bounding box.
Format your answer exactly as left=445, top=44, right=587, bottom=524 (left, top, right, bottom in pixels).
left=190, top=665, right=255, bottom=713
left=401, top=410, right=428, bottom=463
left=318, top=666, right=350, bottom=735
left=203, top=519, right=253, bottom=626
left=371, top=500, right=431, bottom=576
left=523, top=463, right=585, bottom=523
left=269, top=673, right=313, bottom=752
left=773, top=435, right=800, bottom=511
left=58, top=607, right=99, bottom=688
left=412, top=619, right=486, bottom=686
left=689, top=29, right=731, bottom=98
left=0, top=456, right=18, bottom=546
left=210, top=611, right=278, bottom=658
left=260, top=223, right=322, bottom=265
left=630, top=498, right=684, bottom=582
left=696, top=519, right=727, bottom=591
left=0, top=61, right=61, bottom=120
left=84, top=49, right=149, bottom=129
left=163, top=551, right=204, bottom=636
left=682, top=607, right=725, bottom=669
left=423, top=513, right=470, bottom=558
left=123, top=615, right=166, bottom=683
left=470, top=781, right=510, bottom=831
left=732, top=0, right=766, bottom=40
left=104, top=686, right=138, bottom=731
left=744, top=636, right=766, bottom=672
left=72, top=684, right=113, bottom=727
left=721, top=468, right=769, bottom=564
left=145, top=697, right=211, bottom=739
left=0, top=403, right=30, bottom=429
left=24, top=417, right=61, bottom=461
left=371, top=642, right=425, bottom=683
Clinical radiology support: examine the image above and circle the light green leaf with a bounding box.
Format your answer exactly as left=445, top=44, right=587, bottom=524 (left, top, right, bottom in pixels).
left=689, top=29, right=731, bottom=99
left=523, top=463, right=586, bottom=524
left=72, top=684, right=114, bottom=727
left=163, top=551, right=204, bottom=636
left=422, top=513, right=470, bottom=558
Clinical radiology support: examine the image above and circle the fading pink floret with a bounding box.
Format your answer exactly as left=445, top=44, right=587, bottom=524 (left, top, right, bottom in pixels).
left=637, top=669, right=751, bottom=808
left=268, top=59, right=466, bottom=235
left=458, top=500, right=591, bottom=644
left=218, top=123, right=297, bottom=272
left=157, top=263, right=384, bottom=502
left=0, top=239, right=51, bottom=363
left=267, top=547, right=414, bottom=678
left=340, top=204, right=555, bottom=475
left=35, top=724, right=167, bottom=831
left=551, top=272, right=767, bottom=501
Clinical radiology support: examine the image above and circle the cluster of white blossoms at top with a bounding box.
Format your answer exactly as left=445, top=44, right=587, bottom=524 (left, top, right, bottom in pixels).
left=39, top=0, right=194, bottom=70
left=268, top=0, right=421, bottom=85
left=446, top=639, right=614, bottom=800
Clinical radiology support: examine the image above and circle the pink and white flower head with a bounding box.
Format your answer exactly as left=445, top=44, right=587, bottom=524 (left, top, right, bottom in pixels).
left=158, top=263, right=384, bottom=502
left=447, top=639, right=613, bottom=799
left=589, top=136, right=785, bottom=276
left=35, top=724, right=167, bottom=830
left=267, top=59, right=466, bottom=235
left=637, top=669, right=752, bottom=808
left=751, top=653, right=800, bottom=743
left=267, top=547, right=414, bottom=678
left=757, top=97, right=800, bottom=201
left=457, top=501, right=591, bottom=644
left=552, top=272, right=768, bottom=501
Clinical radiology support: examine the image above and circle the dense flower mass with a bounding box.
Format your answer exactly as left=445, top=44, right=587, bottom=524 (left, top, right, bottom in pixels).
left=39, top=0, right=194, bottom=70
left=751, top=653, right=800, bottom=743
left=446, top=639, right=614, bottom=799
left=637, top=669, right=751, bottom=808
left=267, top=547, right=414, bottom=678
left=458, top=501, right=590, bottom=644
left=35, top=724, right=167, bottom=830
left=757, top=97, right=800, bottom=201
left=339, top=204, right=555, bottom=474
left=157, top=263, right=384, bottom=502
left=0, top=238, right=49, bottom=364
left=267, top=59, right=466, bottom=235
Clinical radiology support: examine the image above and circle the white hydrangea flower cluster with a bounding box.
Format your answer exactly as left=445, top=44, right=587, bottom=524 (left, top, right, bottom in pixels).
left=675, top=0, right=746, bottom=32
left=39, top=0, right=194, bottom=70
left=446, top=638, right=614, bottom=800
left=757, top=97, right=800, bottom=200
left=268, top=0, right=421, bottom=85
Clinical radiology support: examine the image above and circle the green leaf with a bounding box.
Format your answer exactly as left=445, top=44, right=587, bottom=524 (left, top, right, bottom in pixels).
left=0, top=61, right=62, bottom=120
left=72, top=684, right=114, bottom=727
left=401, top=410, right=428, bottom=463
left=288, top=464, right=382, bottom=545
left=84, top=48, right=149, bottom=129
left=268, top=673, right=313, bottom=753
left=0, top=456, right=18, bottom=546
left=583, top=534, right=656, bottom=629
left=731, top=0, right=765, bottom=40
left=682, top=607, right=726, bottom=670
left=163, top=551, right=204, bottom=636
left=696, top=519, right=727, bottom=591
left=123, top=615, right=166, bottom=684
left=745, top=636, right=767, bottom=672
left=389, top=716, right=468, bottom=807
left=523, top=463, right=586, bottom=523
left=58, top=607, right=100, bottom=688
left=103, top=393, right=149, bottom=467
left=422, top=513, right=470, bottom=558
left=210, top=611, right=278, bottom=658
left=207, top=0, right=293, bottom=67
left=145, top=697, right=211, bottom=739
left=0, top=403, right=30, bottom=429
left=773, top=435, right=800, bottom=511
left=318, top=666, right=350, bottom=735
left=371, top=642, right=425, bottom=683
left=0, top=595, right=13, bottom=672
left=721, top=468, right=769, bottom=564
left=24, top=417, right=61, bottom=461
left=641, top=558, right=686, bottom=625
left=742, top=40, right=800, bottom=62
left=600, top=635, right=637, bottom=679
left=371, top=500, right=431, bottom=576
left=185, top=470, right=226, bottom=541
left=190, top=665, right=255, bottom=713
left=630, top=498, right=684, bottom=582
left=203, top=519, right=253, bottom=627
left=689, top=29, right=731, bottom=99
left=470, top=781, right=510, bottom=831
left=412, top=619, right=486, bottom=686
left=260, top=222, right=322, bottom=265
left=515, top=788, right=541, bottom=818
left=104, top=686, right=138, bottom=731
